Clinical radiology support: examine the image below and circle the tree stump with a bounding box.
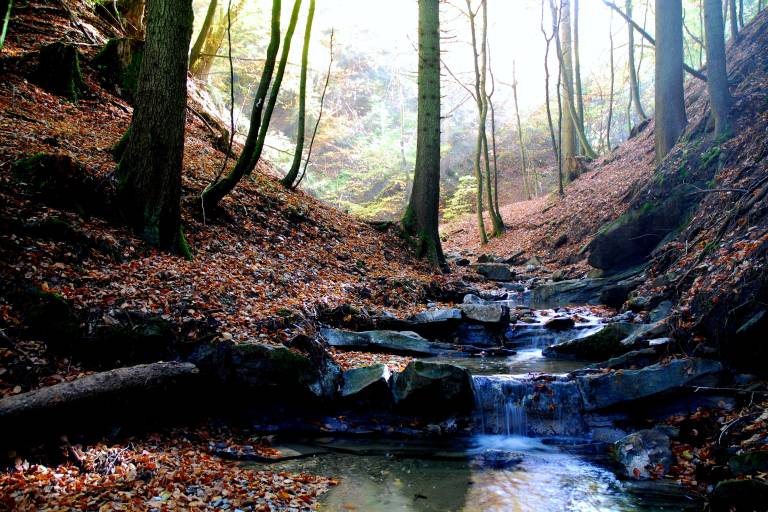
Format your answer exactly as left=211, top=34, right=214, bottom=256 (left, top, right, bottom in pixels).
left=93, top=37, right=144, bottom=104
left=35, top=42, right=87, bottom=101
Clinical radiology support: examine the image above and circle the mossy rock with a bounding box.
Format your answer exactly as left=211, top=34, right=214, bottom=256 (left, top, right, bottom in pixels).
left=35, top=42, right=86, bottom=101
left=709, top=479, right=768, bottom=511
left=23, top=217, right=81, bottom=242
left=82, top=313, right=177, bottom=368
left=92, top=38, right=144, bottom=104
left=728, top=450, right=768, bottom=476
left=12, top=153, right=106, bottom=216
left=23, top=288, right=81, bottom=348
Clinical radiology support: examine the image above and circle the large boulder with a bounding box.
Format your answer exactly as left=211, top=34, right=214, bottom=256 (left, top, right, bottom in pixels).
left=543, top=323, right=637, bottom=361
left=460, top=303, right=510, bottom=325
left=471, top=263, right=515, bottom=282
left=392, top=361, right=474, bottom=417
left=728, top=450, right=768, bottom=476
left=35, top=42, right=87, bottom=101
left=530, top=267, right=643, bottom=308
left=576, top=358, right=723, bottom=411
left=92, top=37, right=144, bottom=103
left=613, top=429, right=673, bottom=479
left=340, top=364, right=391, bottom=406
left=709, top=479, right=768, bottom=512
left=544, top=316, right=576, bottom=331
left=320, top=328, right=454, bottom=357
left=587, top=192, right=693, bottom=271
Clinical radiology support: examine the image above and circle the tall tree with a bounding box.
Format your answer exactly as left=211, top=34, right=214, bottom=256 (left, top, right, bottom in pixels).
left=704, top=0, right=732, bottom=137
left=190, top=0, right=246, bottom=80
left=188, top=0, right=218, bottom=73
left=118, top=0, right=146, bottom=36
left=729, top=0, right=739, bottom=38
left=654, top=0, right=687, bottom=163
left=607, top=11, right=616, bottom=151
left=626, top=0, right=648, bottom=123
left=558, top=0, right=577, bottom=166
left=281, top=0, right=315, bottom=188
left=118, top=0, right=193, bottom=254
left=403, top=0, right=446, bottom=266
left=201, top=0, right=283, bottom=212
left=573, top=0, right=586, bottom=143
left=543, top=0, right=563, bottom=196
left=512, top=62, right=531, bottom=200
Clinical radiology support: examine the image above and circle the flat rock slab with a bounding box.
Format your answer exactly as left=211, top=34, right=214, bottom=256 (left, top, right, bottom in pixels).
left=576, top=358, right=723, bottom=411
left=409, top=308, right=462, bottom=324
left=321, top=328, right=456, bottom=357
left=543, top=322, right=637, bottom=361
left=459, top=303, right=510, bottom=324
left=392, top=361, right=474, bottom=417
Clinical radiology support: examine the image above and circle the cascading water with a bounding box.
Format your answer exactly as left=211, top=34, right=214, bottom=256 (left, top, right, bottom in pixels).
left=472, top=374, right=586, bottom=437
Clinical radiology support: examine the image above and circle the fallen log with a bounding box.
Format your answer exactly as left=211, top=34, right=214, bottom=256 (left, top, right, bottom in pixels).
left=1, top=362, right=199, bottom=447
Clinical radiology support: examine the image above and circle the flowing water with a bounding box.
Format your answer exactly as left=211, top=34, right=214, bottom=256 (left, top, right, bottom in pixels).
left=254, top=304, right=703, bottom=510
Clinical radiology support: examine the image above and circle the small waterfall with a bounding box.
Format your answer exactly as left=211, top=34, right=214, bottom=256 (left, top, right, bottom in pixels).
left=473, top=375, right=586, bottom=437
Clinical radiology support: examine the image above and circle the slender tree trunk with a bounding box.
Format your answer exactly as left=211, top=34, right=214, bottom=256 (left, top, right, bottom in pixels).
left=738, top=0, right=744, bottom=28
left=573, top=0, right=586, bottom=143
left=118, top=0, right=193, bottom=254
left=626, top=0, right=648, bottom=123
left=467, top=0, right=487, bottom=244
left=281, top=0, right=315, bottom=188
left=512, top=63, right=530, bottom=200
left=0, top=0, right=11, bottom=51
left=704, top=0, right=733, bottom=137
left=403, top=0, right=446, bottom=266
left=247, top=0, right=303, bottom=174
left=191, top=0, right=246, bottom=80
left=201, top=0, right=281, bottom=212
left=294, top=30, right=333, bottom=190
left=654, top=0, right=687, bottom=163
left=607, top=12, right=615, bottom=151
left=189, top=0, right=218, bottom=73
left=488, top=97, right=504, bottom=211
left=729, top=0, right=739, bottom=37
left=542, top=1, right=560, bottom=195
left=558, top=0, right=577, bottom=167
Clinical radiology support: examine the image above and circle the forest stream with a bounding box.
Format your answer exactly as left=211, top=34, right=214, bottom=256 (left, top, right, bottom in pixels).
left=250, top=294, right=704, bottom=511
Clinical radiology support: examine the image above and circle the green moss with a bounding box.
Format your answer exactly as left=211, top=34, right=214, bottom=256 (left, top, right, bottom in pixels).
left=112, top=126, right=131, bottom=162
left=701, top=146, right=721, bottom=167
left=93, top=38, right=144, bottom=103
left=177, top=226, right=193, bottom=261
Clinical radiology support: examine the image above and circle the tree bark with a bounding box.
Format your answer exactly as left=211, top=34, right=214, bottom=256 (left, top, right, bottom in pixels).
left=626, top=0, right=648, bottom=122
left=704, top=0, right=732, bottom=137
left=118, top=0, right=146, bottom=36
left=118, top=0, right=193, bottom=254
left=607, top=11, right=615, bottom=151
left=188, top=0, right=218, bottom=73
left=654, top=0, right=687, bottom=163
left=403, top=0, right=446, bottom=266
left=201, top=0, right=281, bottom=212
left=542, top=1, right=562, bottom=195
left=467, top=0, right=487, bottom=244
left=281, top=0, right=315, bottom=188
left=512, top=62, right=530, bottom=200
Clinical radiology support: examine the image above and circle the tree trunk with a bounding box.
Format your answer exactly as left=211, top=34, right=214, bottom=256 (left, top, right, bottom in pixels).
left=558, top=0, right=577, bottom=168
left=738, top=0, right=744, bottom=28
left=542, top=1, right=561, bottom=195
left=281, top=0, right=315, bottom=188
left=403, top=0, right=446, bottom=266
left=626, top=0, right=648, bottom=122
left=118, top=0, right=193, bottom=254
left=704, top=0, right=732, bottom=137
left=467, top=0, right=487, bottom=244
left=729, top=0, right=739, bottom=37
left=188, top=0, right=218, bottom=73
left=0, top=0, right=11, bottom=51
left=512, top=63, right=530, bottom=200
left=654, top=0, right=687, bottom=163
left=573, top=0, right=586, bottom=145
left=201, top=0, right=281, bottom=212
left=607, top=11, right=615, bottom=151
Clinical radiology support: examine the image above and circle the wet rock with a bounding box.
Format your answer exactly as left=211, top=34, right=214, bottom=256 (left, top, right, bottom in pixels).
left=340, top=364, right=391, bottom=406
left=552, top=269, right=567, bottom=282
left=462, top=294, right=487, bottom=305
left=410, top=308, right=463, bottom=324
left=649, top=300, right=674, bottom=323
left=471, top=263, right=515, bottom=282
left=709, top=479, right=768, bottom=512
left=576, top=358, right=723, bottom=411
left=502, top=282, right=526, bottom=293
left=531, top=267, right=644, bottom=308
left=477, top=254, right=496, bottom=263
left=460, top=303, right=510, bottom=325
left=599, top=277, right=643, bottom=309
left=455, top=258, right=470, bottom=267
left=320, top=328, right=454, bottom=357
left=455, top=323, right=501, bottom=348
left=544, top=316, right=575, bottom=331
left=626, top=296, right=652, bottom=312
left=392, top=361, right=474, bottom=417
left=620, top=319, right=671, bottom=350
left=471, top=450, right=524, bottom=470
left=588, top=348, right=659, bottom=370
left=728, top=450, right=768, bottom=476
left=613, top=429, right=672, bottom=479
left=543, top=323, right=637, bottom=361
